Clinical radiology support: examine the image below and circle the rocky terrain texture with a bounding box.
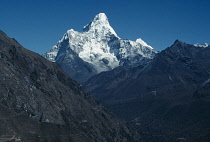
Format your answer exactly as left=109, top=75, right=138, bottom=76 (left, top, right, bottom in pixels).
left=0, top=30, right=140, bottom=142
left=84, top=40, right=210, bottom=142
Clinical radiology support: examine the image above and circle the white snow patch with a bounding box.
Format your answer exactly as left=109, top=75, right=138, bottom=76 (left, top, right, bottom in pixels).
left=201, top=78, right=210, bottom=87
left=194, top=43, right=208, bottom=48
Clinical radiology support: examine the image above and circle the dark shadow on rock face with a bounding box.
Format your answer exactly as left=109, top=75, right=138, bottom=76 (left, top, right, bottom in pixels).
left=84, top=40, right=210, bottom=142
left=0, top=30, right=140, bottom=142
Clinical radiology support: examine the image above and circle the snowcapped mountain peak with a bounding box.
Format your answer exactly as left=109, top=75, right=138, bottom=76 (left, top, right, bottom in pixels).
left=136, top=38, right=153, bottom=49
left=83, top=13, right=118, bottom=37
left=93, top=13, right=108, bottom=23
left=83, top=13, right=109, bottom=30
left=43, top=13, right=157, bottom=81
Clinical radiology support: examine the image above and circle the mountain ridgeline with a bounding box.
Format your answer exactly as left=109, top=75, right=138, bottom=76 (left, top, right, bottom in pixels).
left=43, top=13, right=210, bottom=142
left=3, top=12, right=210, bottom=142
left=43, top=13, right=157, bottom=83
left=84, top=40, right=210, bottom=142
left=0, top=30, right=140, bottom=142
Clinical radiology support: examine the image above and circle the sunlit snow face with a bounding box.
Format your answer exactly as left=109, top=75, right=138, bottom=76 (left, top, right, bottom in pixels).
left=44, top=13, right=157, bottom=73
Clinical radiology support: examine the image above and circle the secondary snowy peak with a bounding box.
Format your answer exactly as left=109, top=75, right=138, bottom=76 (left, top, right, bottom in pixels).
left=43, top=13, right=157, bottom=81
left=136, top=38, right=153, bottom=49
left=194, top=43, right=208, bottom=48
left=83, top=13, right=118, bottom=37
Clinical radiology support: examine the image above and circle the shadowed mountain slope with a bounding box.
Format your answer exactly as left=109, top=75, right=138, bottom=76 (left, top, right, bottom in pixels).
left=0, top=30, right=139, bottom=142
left=84, top=40, right=210, bottom=142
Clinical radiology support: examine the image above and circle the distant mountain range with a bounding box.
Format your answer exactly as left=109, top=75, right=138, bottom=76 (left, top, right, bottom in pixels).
left=84, top=40, right=210, bottom=142
left=3, top=12, right=209, bottom=142
left=0, top=30, right=139, bottom=142
left=43, top=13, right=157, bottom=82
left=43, top=13, right=210, bottom=142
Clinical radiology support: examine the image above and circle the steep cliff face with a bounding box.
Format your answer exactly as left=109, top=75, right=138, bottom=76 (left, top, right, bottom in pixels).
left=0, top=30, right=139, bottom=142
left=43, top=13, right=157, bottom=82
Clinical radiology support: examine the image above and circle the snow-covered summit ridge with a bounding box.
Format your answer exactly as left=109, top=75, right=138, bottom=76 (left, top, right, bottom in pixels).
left=43, top=13, right=157, bottom=76
left=83, top=13, right=118, bottom=37
left=194, top=43, right=208, bottom=48
left=83, top=13, right=109, bottom=30
left=136, top=38, right=153, bottom=49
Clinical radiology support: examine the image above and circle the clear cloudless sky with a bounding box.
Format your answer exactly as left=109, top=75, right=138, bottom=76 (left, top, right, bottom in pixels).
left=1, top=0, right=210, bottom=54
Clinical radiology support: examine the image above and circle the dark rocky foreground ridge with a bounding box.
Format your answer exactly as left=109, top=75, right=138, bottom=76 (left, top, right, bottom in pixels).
left=0, top=30, right=140, bottom=142
left=84, top=40, right=210, bottom=142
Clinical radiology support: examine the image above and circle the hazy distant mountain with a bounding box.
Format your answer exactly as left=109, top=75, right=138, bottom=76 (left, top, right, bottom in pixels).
left=84, top=40, right=210, bottom=142
left=0, top=30, right=139, bottom=142
left=43, top=13, right=157, bottom=82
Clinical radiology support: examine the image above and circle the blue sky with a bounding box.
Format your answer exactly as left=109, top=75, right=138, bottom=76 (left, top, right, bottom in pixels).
left=1, top=0, right=210, bottom=54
